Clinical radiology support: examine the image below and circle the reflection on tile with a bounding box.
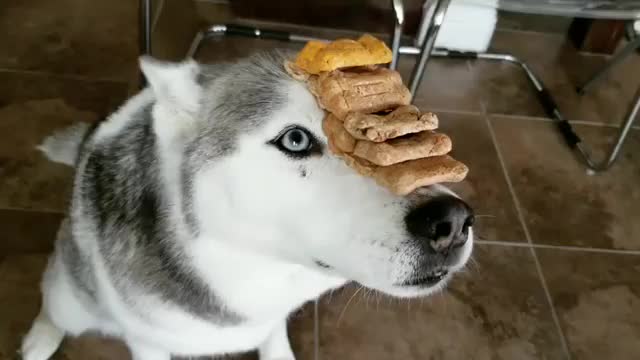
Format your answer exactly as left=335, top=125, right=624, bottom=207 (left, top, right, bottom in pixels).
left=538, top=250, right=640, bottom=359
left=437, top=112, right=525, bottom=242
left=491, top=117, right=640, bottom=249
left=0, top=73, right=127, bottom=212
left=0, top=210, right=62, bottom=255
left=399, top=57, right=483, bottom=113
left=317, top=246, right=565, bottom=360
left=0, top=0, right=137, bottom=80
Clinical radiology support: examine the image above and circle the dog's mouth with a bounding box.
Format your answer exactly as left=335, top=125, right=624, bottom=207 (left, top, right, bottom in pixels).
left=398, top=269, right=449, bottom=287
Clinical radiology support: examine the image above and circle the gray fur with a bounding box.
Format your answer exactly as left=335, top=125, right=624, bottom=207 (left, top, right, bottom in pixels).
left=182, top=50, right=293, bottom=234
left=57, top=218, right=97, bottom=300
left=53, top=50, right=297, bottom=328
left=76, top=103, right=241, bottom=325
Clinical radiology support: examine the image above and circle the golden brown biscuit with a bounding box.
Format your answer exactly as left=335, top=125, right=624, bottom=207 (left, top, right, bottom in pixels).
left=353, top=131, right=452, bottom=166
left=294, top=34, right=393, bottom=74
left=342, top=153, right=377, bottom=177
left=373, top=156, right=469, bottom=195
left=322, top=114, right=356, bottom=154
left=343, top=106, right=439, bottom=142
left=310, top=67, right=411, bottom=119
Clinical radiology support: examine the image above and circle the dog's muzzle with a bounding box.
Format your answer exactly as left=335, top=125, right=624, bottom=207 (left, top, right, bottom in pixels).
left=402, top=195, right=474, bottom=287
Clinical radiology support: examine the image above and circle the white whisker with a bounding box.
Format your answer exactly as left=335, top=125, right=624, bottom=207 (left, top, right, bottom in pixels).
left=336, top=286, right=363, bottom=327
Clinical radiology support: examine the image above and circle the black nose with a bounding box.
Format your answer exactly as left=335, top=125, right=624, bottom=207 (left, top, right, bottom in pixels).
left=405, top=196, right=474, bottom=254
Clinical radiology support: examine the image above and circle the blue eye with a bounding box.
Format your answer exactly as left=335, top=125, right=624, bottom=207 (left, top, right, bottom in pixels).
left=270, top=126, right=321, bottom=158
left=280, top=128, right=310, bottom=152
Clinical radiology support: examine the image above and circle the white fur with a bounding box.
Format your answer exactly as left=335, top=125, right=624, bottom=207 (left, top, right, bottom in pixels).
left=37, top=122, right=90, bottom=166
left=24, top=57, right=474, bottom=360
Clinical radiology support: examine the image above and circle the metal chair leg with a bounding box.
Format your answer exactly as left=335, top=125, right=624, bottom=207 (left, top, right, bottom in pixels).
left=408, top=0, right=451, bottom=95
left=414, top=48, right=639, bottom=173
left=186, top=24, right=328, bottom=59
left=139, top=0, right=152, bottom=87
left=390, top=0, right=405, bottom=70
left=414, top=0, right=437, bottom=48
left=140, top=0, right=152, bottom=55
left=577, top=35, right=640, bottom=94
left=585, top=85, right=640, bottom=172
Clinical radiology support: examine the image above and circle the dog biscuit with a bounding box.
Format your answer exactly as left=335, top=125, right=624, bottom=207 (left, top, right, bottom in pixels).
left=310, top=67, right=411, bottom=119
left=344, top=105, right=439, bottom=142
left=342, top=153, right=377, bottom=177
left=353, top=131, right=452, bottom=166
left=322, top=114, right=356, bottom=154
left=294, top=34, right=393, bottom=74
left=373, top=155, right=469, bottom=195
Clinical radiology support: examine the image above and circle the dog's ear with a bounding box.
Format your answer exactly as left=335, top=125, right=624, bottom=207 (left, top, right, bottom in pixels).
left=140, top=56, right=202, bottom=141
left=139, top=56, right=201, bottom=113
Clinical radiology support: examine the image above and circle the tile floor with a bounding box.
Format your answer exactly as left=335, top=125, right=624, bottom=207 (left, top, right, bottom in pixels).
left=1, top=1, right=640, bottom=359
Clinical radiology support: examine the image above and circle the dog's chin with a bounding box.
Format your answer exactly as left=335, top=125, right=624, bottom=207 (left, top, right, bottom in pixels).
left=364, top=273, right=452, bottom=299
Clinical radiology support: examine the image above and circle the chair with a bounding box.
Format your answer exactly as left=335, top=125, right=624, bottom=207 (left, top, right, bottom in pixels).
left=403, top=0, right=640, bottom=173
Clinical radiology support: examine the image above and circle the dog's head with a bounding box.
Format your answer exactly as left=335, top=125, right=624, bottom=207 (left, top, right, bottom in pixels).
left=141, top=51, right=474, bottom=298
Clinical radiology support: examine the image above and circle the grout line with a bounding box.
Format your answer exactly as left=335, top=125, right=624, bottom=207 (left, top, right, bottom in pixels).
left=0, top=206, right=66, bottom=215
left=487, top=112, right=640, bottom=130
left=428, top=108, right=484, bottom=117
left=314, top=300, right=320, bottom=360
left=419, top=109, right=638, bottom=132
left=475, top=240, right=640, bottom=255
left=475, top=240, right=531, bottom=247
left=526, top=243, right=640, bottom=256
left=0, top=68, right=128, bottom=84
left=482, top=103, right=573, bottom=360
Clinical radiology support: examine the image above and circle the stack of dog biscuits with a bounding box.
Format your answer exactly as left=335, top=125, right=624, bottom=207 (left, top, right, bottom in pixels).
left=289, top=34, right=468, bottom=195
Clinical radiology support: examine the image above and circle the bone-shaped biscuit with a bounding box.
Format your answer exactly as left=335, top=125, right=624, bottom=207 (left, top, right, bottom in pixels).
left=324, top=113, right=453, bottom=167
left=343, top=105, right=438, bottom=142
left=353, top=131, right=452, bottom=166
left=294, top=34, right=393, bottom=75
left=322, top=113, right=356, bottom=154
left=372, top=155, right=469, bottom=195
left=340, top=153, right=468, bottom=195
left=309, top=67, right=411, bottom=119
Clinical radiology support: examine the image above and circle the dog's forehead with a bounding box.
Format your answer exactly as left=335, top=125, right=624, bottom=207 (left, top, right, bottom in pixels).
left=199, top=51, right=324, bottom=138
left=260, top=81, right=324, bottom=136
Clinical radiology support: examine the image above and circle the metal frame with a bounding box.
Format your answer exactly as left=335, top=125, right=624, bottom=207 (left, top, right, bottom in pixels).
left=140, top=0, right=639, bottom=172
left=577, top=35, right=640, bottom=95
left=140, top=0, right=152, bottom=86
left=409, top=48, right=639, bottom=173
left=407, top=0, right=450, bottom=94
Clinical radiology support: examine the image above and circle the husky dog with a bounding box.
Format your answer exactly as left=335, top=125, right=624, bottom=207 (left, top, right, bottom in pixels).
left=21, top=51, right=474, bottom=360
